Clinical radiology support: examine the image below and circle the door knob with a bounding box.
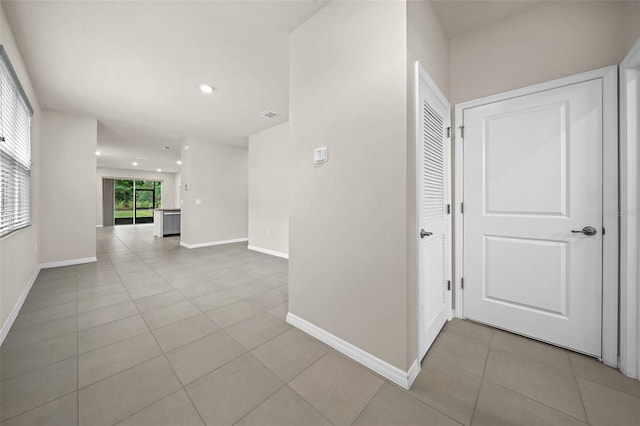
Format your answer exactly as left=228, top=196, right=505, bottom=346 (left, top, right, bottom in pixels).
left=571, top=226, right=597, bottom=236
left=420, top=229, right=433, bottom=239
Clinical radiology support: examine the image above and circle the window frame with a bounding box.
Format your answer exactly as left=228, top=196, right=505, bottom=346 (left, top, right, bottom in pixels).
left=0, top=45, right=34, bottom=239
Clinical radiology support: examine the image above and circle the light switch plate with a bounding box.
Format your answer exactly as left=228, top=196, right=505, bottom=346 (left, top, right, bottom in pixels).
left=195, top=199, right=202, bottom=205
left=314, top=147, right=328, bottom=164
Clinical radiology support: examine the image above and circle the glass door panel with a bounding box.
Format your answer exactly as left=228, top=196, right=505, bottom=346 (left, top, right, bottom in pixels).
left=135, top=188, right=155, bottom=224
left=114, top=179, right=133, bottom=225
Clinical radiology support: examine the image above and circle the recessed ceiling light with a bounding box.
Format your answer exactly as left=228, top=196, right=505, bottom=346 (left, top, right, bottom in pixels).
left=132, top=162, right=138, bottom=166
left=199, top=84, right=214, bottom=94
left=157, top=168, right=162, bottom=172
left=259, top=110, right=279, bottom=118
left=176, top=160, right=182, bottom=165
left=95, top=151, right=101, bottom=156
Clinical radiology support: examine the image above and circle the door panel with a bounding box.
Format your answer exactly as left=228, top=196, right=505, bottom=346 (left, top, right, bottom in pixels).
left=417, top=66, right=451, bottom=361
left=463, top=78, right=603, bottom=356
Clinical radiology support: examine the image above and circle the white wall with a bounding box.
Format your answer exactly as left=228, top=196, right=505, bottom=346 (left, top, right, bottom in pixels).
left=40, top=110, right=97, bottom=264
left=95, top=167, right=177, bottom=226
left=180, top=139, right=248, bottom=247
left=0, top=1, right=42, bottom=333
left=450, top=1, right=634, bottom=104
left=289, top=0, right=410, bottom=371
left=248, top=122, right=289, bottom=257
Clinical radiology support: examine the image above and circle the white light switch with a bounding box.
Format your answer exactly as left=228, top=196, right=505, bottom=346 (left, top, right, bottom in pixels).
left=314, top=147, right=328, bottom=164
left=195, top=199, right=202, bottom=205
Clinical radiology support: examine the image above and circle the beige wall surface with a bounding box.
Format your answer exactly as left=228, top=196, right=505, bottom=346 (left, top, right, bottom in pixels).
left=40, top=110, right=97, bottom=264
left=95, top=167, right=177, bottom=226
left=406, top=0, right=450, bottom=368
left=621, top=1, right=640, bottom=56
left=180, top=139, right=248, bottom=246
left=0, top=2, right=43, bottom=332
left=248, top=122, right=289, bottom=256
left=289, top=0, right=410, bottom=370
left=450, top=1, right=632, bottom=104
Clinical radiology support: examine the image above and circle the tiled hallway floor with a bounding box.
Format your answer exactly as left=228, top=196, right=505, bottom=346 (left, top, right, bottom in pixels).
left=2, top=225, right=640, bottom=425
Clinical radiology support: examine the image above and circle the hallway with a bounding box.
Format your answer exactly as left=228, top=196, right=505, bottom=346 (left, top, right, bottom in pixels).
left=1, top=227, right=639, bottom=425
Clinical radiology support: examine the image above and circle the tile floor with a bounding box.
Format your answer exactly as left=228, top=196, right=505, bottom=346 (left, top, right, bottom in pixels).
left=1, top=225, right=640, bottom=425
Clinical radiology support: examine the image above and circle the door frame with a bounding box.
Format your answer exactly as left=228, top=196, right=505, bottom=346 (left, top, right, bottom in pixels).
left=620, top=37, right=640, bottom=378
left=453, top=65, right=618, bottom=367
left=415, top=61, right=453, bottom=364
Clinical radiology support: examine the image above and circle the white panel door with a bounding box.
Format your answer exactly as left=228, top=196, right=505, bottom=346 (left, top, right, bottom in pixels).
left=463, top=78, right=603, bottom=356
left=417, top=64, right=451, bottom=361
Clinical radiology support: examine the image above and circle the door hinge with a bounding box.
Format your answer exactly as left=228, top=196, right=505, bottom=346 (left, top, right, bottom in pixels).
left=458, top=126, right=464, bottom=138
left=446, top=127, right=451, bottom=138
left=603, top=227, right=606, bottom=236
left=447, top=280, right=451, bottom=291
left=461, top=202, right=464, bottom=214
left=461, top=277, right=464, bottom=289
left=447, top=204, right=451, bottom=214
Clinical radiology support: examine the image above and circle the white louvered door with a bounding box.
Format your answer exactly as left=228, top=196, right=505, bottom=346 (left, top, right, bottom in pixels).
left=417, top=64, right=451, bottom=361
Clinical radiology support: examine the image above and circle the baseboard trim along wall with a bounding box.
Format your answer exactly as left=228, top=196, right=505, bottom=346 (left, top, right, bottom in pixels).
left=180, top=238, right=249, bottom=249
left=40, top=256, right=98, bottom=269
left=287, top=312, right=419, bottom=389
left=0, top=266, right=41, bottom=345
left=96, top=225, right=103, bottom=228
left=247, top=245, right=289, bottom=259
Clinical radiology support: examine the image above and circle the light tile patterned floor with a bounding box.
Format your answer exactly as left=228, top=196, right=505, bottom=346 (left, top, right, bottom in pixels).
left=1, top=225, right=640, bottom=425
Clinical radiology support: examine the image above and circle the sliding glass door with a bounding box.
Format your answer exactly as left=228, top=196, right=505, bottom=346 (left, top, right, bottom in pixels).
left=114, top=179, right=134, bottom=225
left=114, top=179, right=161, bottom=225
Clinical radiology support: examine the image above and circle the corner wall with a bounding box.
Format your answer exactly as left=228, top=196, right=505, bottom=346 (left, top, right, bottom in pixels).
left=0, top=1, right=42, bottom=334
left=180, top=139, right=248, bottom=247
left=40, top=110, right=97, bottom=265
left=248, top=122, right=289, bottom=257
left=289, top=0, right=409, bottom=371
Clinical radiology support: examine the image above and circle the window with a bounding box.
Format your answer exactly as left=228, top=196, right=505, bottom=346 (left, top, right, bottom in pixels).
left=0, top=45, right=33, bottom=238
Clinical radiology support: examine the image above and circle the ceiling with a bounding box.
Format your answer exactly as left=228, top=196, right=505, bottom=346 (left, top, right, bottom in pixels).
left=3, top=0, right=327, bottom=172
left=4, top=0, right=550, bottom=173
left=432, top=0, right=542, bottom=40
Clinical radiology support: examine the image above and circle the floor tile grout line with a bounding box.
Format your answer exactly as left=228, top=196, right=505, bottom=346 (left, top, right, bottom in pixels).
left=349, top=379, right=384, bottom=426
left=94, top=228, right=210, bottom=426
left=481, top=376, right=591, bottom=424
left=283, top=349, right=382, bottom=426
left=11, top=228, right=288, bottom=425
left=75, top=266, right=80, bottom=426
left=568, top=354, right=592, bottom=424
left=469, top=328, right=495, bottom=424
left=482, top=346, right=596, bottom=422
left=364, top=357, right=467, bottom=426
left=1, top=389, right=78, bottom=423
left=107, top=238, right=210, bottom=426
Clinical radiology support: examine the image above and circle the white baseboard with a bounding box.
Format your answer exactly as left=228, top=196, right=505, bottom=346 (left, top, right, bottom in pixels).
left=406, top=358, right=420, bottom=387
left=180, top=238, right=248, bottom=249
left=40, top=256, right=97, bottom=269
left=0, top=266, right=41, bottom=345
left=96, top=225, right=103, bottom=228
left=248, top=245, right=289, bottom=259
left=287, top=313, right=419, bottom=389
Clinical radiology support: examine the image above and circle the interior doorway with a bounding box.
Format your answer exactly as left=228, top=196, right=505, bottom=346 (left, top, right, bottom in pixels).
left=114, top=179, right=161, bottom=225
left=454, top=66, right=618, bottom=365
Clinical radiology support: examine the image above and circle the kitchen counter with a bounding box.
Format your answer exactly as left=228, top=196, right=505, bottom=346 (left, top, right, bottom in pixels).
left=153, top=209, right=181, bottom=237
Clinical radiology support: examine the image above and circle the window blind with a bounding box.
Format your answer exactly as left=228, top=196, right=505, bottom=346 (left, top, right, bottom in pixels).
left=0, top=45, right=32, bottom=238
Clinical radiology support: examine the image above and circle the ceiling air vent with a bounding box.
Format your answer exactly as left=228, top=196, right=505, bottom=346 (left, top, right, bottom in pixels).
left=259, top=110, right=279, bottom=118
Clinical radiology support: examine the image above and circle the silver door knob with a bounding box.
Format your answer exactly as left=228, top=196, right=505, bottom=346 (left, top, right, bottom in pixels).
left=420, top=229, right=433, bottom=239
left=571, top=226, right=597, bottom=236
